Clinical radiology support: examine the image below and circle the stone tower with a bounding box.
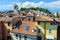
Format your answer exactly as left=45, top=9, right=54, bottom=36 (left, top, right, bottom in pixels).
left=14, top=4, right=18, bottom=14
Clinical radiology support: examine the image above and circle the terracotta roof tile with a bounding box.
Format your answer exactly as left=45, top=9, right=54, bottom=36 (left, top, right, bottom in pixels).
left=26, top=13, right=34, bottom=17
left=0, top=15, right=21, bottom=22
left=12, top=21, right=37, bottom=36
left=13, top=15, right=20, bottom=18
left=0, top=17, right=13, bottom=22
left=55, top=18, right=60, bottom=22
left=35, top=16, right=53, bottom=21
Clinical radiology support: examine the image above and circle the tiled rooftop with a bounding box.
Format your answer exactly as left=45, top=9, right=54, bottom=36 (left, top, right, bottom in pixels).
left=55, top=18, right=60, bottom=22
left=12, top=21, right=37, bottom=36
left=35, top=16, right=53, bottom=21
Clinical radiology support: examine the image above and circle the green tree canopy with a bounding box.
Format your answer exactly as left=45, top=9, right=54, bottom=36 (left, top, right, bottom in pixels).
left=20, top=7, right=51, bottom=14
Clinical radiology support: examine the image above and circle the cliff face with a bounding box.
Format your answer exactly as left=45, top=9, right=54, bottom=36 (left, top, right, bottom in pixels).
left=0, top=22, right=8, bottom=40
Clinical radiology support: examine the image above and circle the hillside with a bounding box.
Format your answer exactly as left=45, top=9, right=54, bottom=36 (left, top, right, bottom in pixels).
left=20, top=7, right=51, bottom=14
left=1, top=7, right=55, bottom=18
left=2, top=7, right=51, bottom=14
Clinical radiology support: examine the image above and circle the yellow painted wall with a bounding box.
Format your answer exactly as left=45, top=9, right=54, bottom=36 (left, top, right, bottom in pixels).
left=4, top=22, right=13, bottom=35
left=46, top=22, right=57, bottom=39
left=36, top=21, right=57, bottom=40
left=36, top=22, right=45, bottom=40
left=4, top=23, right=12, bottom=31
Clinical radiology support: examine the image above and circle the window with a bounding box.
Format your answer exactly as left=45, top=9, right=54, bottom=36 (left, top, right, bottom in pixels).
left=8, top=22, right=11, bottom=26
left=28, top=18, right=31, bottom=21
left=23, top=13, right=26, bottom=16
left=37, top=21, right=41, bottom=25
left=48, top=29, right=52, bottom=34
left=8, top=29, right=10, bottom=33
left=9, top=15, right=13, bottom=17
left=24, top=36, right=27, bottom=38
left=15, top=34, right=18, bottom=39
left=24, top=26, right=30, bottom=31
left=15, top=34, right=18, bottom=37
left=47, top=39, right=53, bottom=40
left=22, top=18, right=25, bottom=21
left=38, top=28, right=41, bottom=33
left=7, top=36, right=11, bottom=40
left=51, top=21, right=56, bottom=25
left=37, top=36, right=42, bottom=40
left=24, top=36, right=27, bottom=40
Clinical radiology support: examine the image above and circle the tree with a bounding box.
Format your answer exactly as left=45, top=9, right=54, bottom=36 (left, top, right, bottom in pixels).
left=7, top=10, right=14, bottom=13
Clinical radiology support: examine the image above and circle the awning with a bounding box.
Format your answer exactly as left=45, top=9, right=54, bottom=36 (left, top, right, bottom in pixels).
left=46, top=36, right=54, bottom=39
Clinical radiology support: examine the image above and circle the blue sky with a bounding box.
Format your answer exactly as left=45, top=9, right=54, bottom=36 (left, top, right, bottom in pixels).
left=0, top=0, right=60, bottom=13
left=19, top=0, right=57, bottom=3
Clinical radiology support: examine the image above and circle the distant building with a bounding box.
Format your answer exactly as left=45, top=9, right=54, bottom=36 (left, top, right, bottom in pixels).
left=35, top=16, right=57, bottom=40
left=57, top=12, right=60, bottom=18
left=11, top=15, right=57, bottom=40
left=20, top=12, right=34, bottom=21
left=54, top=12, right=57, bottom=17
left=11, top=21, right=38, bottom=40
left=14, top=4, right=18, bottom=14
left=0, top=14, right=21, bottom=35
left=0, top=5, right=59, bottom=40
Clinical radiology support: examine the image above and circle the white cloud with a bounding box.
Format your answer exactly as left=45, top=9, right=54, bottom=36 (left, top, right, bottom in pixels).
left=17, top=1, right=60, bottom=9
left=0, top=1, right=60, bottom=12
left=19, top=1, right=60, bottom=13
left=20, top=1, right=44, bottom=8
left=45, top=1, right=60, bottom=8
left=0, top=2, right=21, bottom=10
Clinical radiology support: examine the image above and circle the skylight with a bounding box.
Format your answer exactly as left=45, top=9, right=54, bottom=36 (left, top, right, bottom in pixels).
left=24, top=26, right=30, bottom=31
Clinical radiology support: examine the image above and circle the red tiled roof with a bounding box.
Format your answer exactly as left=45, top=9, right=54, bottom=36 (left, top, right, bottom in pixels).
left=26, top=13, right=34, bottom=17
left=0, top=15, right=21, bottom=22
left=55, top=18, right=60, bottom=22
left=35, top=16, right=53, bottom=21
left=12, top=21, right=37, bottom=36
left=0, top=17, right=13, bottom=22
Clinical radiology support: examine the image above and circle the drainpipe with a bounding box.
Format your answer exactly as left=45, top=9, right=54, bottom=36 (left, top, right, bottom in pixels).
left=44, top=22, right=46, bottom=40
